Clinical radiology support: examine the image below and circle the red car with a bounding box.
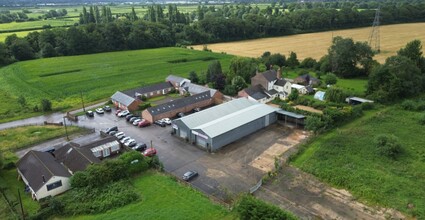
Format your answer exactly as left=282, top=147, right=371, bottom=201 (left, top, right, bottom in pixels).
left=138, top=119, right=151, bottom=127
left=143, top=148, right=157, bottom=157
left=115, top=109, right=122, bottom=116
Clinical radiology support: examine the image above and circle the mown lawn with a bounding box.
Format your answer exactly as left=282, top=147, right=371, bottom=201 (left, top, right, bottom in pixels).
left=292, top=105, right=425, bottom=218
left=62, top=171, right=236, bottom=220
left=0, top=125, right=84, bottom=152
left=0, top=47, right=233, bottom=123
left=336, top=77, right=368, bottom=96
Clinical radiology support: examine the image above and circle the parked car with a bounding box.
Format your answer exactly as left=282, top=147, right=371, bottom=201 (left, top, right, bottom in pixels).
left=132, top=143, right=147, bottom=152
left=177, top=112, right=185, bottom=118
left=86, top=110, right=94, bottom=117
left=162, top=118, right=172, bottom=125
left=182, top=171, right=198, bottom=181
left=138, top=119, right=151, bottom=127
left=120, top=137, right=131, bottom=144
left=115, top=109, right=122, bottom=116
left=114, top=132, right=125, bottom=139
left=124, top=139, right=136, bottom=147
left=154, top=120, right=166, bottom=127
left=125, top=114, right=135, bottom=121
left=108, top=130, right=118, bottom=136
left=103, top=105, right=112, bottom=112
left=95, top=108, right=104, bottom=114
left=105, top=126, right=118, bottom=134
left=142, top=148, right=157, bottom=157
left=132, top=119, right=142, bottom=126
left=129, top=117, right=140, bottom=123
left=118, top=110, right=130, bottom=117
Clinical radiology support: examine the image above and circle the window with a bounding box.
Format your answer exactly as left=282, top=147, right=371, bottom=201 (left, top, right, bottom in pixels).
left=46, top=180, right=62, bottom=191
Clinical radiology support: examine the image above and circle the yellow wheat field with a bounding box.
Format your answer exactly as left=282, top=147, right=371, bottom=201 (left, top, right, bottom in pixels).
left=193, top=23, right=425, bottom=63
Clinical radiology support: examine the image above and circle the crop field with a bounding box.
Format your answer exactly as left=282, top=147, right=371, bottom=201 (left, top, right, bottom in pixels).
left=292, top=103, right=425, bottom=217
left=0, top=30, right=32, bottom=42
left=0, top=47, right=233, bottom=122
left=0, top=18, right=78, bottom=32
left=62, top=171, right=235, bottom=220
left=194, top=23, right=425, bottom=63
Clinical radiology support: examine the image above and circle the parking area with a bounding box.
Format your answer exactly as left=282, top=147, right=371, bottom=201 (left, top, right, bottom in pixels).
left=63, top=111, right=309, bottom=200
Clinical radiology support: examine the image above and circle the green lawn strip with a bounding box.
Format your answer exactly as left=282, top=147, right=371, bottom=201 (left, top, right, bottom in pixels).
left=335, top=77, right=368, bottom=96
left=0, top=48, right=233, bottom=123
left=0, top=169, right=40, bottom=217
left=292, top=106, right=425, bottom=217
left=0, top=125, right=85, bottom=152
left=63, top=171, right=235, bottom=220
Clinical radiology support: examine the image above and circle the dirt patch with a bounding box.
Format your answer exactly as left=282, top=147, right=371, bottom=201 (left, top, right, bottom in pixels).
left=294, top=105, right=323, bottom=114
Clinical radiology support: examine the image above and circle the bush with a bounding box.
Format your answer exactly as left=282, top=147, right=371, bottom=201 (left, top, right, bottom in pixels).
left=118, top=151, right=149, bottom=175
left=41, top=99, right=52, bottom=111
left=288, top=89, right=299, bottom=101
left=401, top=100, right=417, bottom=111
left=419, top=114, right=425, bottom=125
left=139, top=102, right=151, bottom=110
left=324, top=73, right=338, bottom=85
left=140, top=95, right=147, bottom=101
left=374, top=134, right=402, bottom=159
left=236, top=194, right=297, bottom=220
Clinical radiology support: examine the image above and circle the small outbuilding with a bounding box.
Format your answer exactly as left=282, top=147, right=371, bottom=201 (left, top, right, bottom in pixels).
left=123, top=82, right=174, bottom=99
left=314, top=91, right=326, bottom=101
left=111, top=91, right=141, bottom=111
left=346, top=97, right=374, bottom=105
left=276, top=109, right=306, bottom=127
left=172, top=98, right=278, bottom=151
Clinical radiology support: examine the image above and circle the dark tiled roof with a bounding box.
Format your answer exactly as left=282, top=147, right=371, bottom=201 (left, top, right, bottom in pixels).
left=267, top=89, right=278, bottom=95
left=123, top=82, right=173, bottom=97
left=54, top=143, right=101, bottom=173
left=275, top=79, right=288, bottom=86
left=244, top=85, right=269, bottom=100
left=111, top=91, right=136, bottom=106
left=147, top=91, right=211, bottom=116
left=17, top=151, right=71, bottom=192
left=262, top=70, right=278, bottom=82
left=295, top=74, right=320, bottom=84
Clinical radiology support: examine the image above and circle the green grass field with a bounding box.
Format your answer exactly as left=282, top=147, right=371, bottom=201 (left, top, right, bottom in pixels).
left=61, top=171, right=235, bottom=220
left=0, top=47, right=233, bottom=123
left=0, top=18, right=78, bottom=32
left=0, top=125, right=83, bottom=152
left=0, top=30, right=34, bottom=42
left=335, top=77, right=368, bottom=96
left=292, top=104, right=425, bottom=217
left=0, top=169, right=40, bottom=218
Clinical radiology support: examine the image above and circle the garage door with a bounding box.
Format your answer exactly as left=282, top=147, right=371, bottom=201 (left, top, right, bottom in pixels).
left=179, top=129, right=187, bottom=138
left=196, top=136, right=207, bottom=149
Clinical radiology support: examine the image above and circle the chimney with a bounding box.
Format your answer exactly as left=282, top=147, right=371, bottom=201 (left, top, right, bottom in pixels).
left=42, top=175, right=46, bottom=183
left=277, top=67, right=281, bottom=79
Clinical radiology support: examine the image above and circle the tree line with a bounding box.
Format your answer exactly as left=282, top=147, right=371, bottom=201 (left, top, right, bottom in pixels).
left=1, top=1, right=425, bottom=66
left=0, top=9, right=68, bottom=24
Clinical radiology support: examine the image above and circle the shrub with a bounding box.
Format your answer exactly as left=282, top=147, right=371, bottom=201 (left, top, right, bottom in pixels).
left=324, top=73, right=338, bottom=85
left=236, top=194, right=297, bottom=220
left=139, top=102, right=151, bottom=110
left=419, top=114, right=425, bottom=125
left=288, top=89, right=299, bottom=101
left=41, top=99, right=52, bottom=111
left=17, top=95, right=27, bottom=107
left=401, top=100, right=417, bottom=111
left=374, top=134, right=402, bottom=159
left=118, top=151, right=149, bottom=175
left=140, top=95, right=147, bottom=101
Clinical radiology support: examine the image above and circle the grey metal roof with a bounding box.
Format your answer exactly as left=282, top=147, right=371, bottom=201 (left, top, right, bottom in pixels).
left=147, top=91, right=211, bottom=116
left=111, top=91, right=136, bottom=106
left=17, top=151, right=71, bottom=192
left=166, top=75, right=188, bottom=84
left=181, top=82, right=218, bottom=97
left=276, top=109, right=306, bottom=119
left=123, top=82, right=173, bottom=97
left=193, top=102, right=278, bottom=138
left=348, top=97, right=374, bottom=103
left=176, top=98, right=258, bottom=129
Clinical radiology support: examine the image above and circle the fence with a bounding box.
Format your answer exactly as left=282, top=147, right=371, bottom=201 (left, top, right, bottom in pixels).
left=0, top=188, right=19, bottom=220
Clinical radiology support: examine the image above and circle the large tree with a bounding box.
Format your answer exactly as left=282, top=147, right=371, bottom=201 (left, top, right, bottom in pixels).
left=228, top=57, right=258, bottom=83
left=397, top=39, right=425, bottom=73
left=328, top=37, right=374, bottom=77
left=367, top=55, right=423, bottom=102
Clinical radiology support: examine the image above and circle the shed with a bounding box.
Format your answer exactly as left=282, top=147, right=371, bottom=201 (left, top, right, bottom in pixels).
left=314, top=91, right=326, bottom=101
left=110, top=91, right=141, bottom=111
left=276, top=109, right=306, bottom=127
left=346, top=97, right=374, bottom=105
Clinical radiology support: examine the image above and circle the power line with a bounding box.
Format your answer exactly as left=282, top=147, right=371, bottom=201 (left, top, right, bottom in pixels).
left=368, top=6, right=381, bottom=53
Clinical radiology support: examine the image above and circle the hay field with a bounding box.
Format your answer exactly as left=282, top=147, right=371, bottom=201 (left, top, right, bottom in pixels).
left=193, top=23, right=425, bottom=63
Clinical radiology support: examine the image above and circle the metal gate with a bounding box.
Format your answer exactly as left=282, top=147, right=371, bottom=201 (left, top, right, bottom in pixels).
left=180, top=129, right=187, bottom=138
left=196, top=136, right=207, bottom=148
